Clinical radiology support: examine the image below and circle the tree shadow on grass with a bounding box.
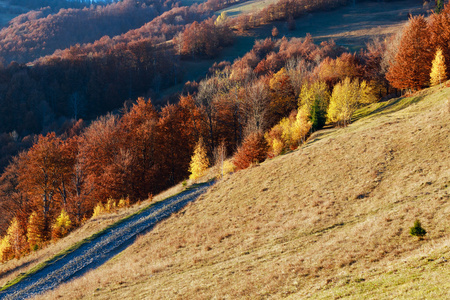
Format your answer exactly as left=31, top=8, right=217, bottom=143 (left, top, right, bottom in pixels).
left=302, top=94, right=427, bottom=149
left=0, top=259, right=38, bottom=281
left=352, top=94, right=425, bottom=123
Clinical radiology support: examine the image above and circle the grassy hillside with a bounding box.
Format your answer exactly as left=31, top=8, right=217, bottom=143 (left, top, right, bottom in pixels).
left=215, top=0, right=279, bottom=16
left=222, top=0, right=427, bottom=51
left=35, top=84, right=450, bottom=299
left=0, top=184, right=188, bottom=289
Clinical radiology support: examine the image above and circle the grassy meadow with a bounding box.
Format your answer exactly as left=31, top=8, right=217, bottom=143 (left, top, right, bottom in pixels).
left=235, top=0, right=427, bottom=51
left=31, top=84, right=450, bottom=299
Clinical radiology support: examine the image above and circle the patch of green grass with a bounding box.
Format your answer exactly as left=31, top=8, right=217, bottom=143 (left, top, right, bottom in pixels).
left=216, top=0, right=278, bottom=17
left=353, top=84, right=450, bottom=122
left=308, top=248, right=450, bottom=299
left=353, top=96, right=423, bottom=122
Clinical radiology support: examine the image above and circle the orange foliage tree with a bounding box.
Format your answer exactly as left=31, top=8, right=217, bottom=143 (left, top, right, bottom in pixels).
left=65, top=136, right=94, bottom=225
left=18, top=133, right=68, bottom=237
left=79, top=114, right=125, bottom=203
left=233, top=131, right=268, bottom=171
left=0, top=155, right=31, bottom=236
left=386, top=16, right=433, bottom=91
left=316, top=53, right=362, bottom=87
left=158, top=98, right=202, bottom=186
left=428, top=4, right=450, bottom=76
left=119, top=98, right=160, bottom=199
left=268, top=68, right=297, bottom=127
left=179, top=18, right=233, bottom=58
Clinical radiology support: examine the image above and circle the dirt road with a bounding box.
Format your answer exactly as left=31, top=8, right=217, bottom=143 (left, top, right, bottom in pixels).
left=0, top=181, right=214, bottom=300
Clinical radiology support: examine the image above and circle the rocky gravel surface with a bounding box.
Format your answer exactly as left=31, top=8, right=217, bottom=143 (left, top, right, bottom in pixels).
left=0, top=181, right=214, bottom=300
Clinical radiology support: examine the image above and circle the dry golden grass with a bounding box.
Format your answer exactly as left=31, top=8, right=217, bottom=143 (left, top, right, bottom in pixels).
left=32, top=85, right=450, bottom=299
left=0, top=183, right=189, bottom=289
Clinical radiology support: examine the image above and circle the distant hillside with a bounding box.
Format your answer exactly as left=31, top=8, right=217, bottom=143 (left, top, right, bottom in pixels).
left=36, top=84, right=450, bottom=298
left=0, top=0, right=178, bottom=64
left=0, top=0, right=118, bottom=28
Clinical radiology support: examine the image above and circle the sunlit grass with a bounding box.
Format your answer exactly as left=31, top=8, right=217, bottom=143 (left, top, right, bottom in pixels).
left=35, top=84, right=450, bottom=299
left=216, top=0, right=279, bottom=17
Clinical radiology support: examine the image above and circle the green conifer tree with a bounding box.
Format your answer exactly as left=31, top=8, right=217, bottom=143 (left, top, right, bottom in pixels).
left=410, top=219, right=427, bottom=240
left=435, top=0, right=444, bottom=14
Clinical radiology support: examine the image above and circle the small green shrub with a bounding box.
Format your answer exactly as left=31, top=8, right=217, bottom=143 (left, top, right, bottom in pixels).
left=410, top=219, right=427, bottom=240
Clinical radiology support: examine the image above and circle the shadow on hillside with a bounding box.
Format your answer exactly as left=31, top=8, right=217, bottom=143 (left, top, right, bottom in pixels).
left=352, top=94, right=426, bottom=123
left=303, top=93, right=428, bottom=148
left=0, top=259, right=37, bottom=282
left=303, top=128, right=339, bottom=148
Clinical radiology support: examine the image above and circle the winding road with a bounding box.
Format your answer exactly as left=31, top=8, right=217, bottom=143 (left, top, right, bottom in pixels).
left=0, top=181, right=214, bottom=300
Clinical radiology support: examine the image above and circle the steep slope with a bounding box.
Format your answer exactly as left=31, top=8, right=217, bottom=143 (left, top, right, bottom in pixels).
left=38, top=86, right=450, bottom=299
left=0, top=182, right=214, bottom=299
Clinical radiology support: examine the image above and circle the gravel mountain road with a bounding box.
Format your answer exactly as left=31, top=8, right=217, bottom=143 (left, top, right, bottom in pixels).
left=0, top=181, right=214, bottom=300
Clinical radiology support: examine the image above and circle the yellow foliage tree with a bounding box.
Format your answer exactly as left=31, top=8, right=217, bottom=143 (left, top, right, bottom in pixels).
left=1, top=218, right=27, bottom=260
left=0, top=235, right=12, bottom=262
left=118, top=197, right=130, bottom=208
left=189, top=138, right=209, bottom=180
left=299, top=80, right=330, bottom=130
left=27, top=211, right=43, bottom=251
left=92, top=202, right=105, bottom=218
left=299, top=80, right=330, bottom=116
left=51, top=209, right=72, bottom=240
left=327, top=77, right=376, bottom=126
left=292, top=110, right=312, bottom=144
left=430, top=48, right=447, bottom=86
left=105, top=198, right=117, bottom=213
left=215, top=12, right=228, bottom=25
left=271, top=138, right=284, bottom=157
left=265, top=110, right=311, bottom=156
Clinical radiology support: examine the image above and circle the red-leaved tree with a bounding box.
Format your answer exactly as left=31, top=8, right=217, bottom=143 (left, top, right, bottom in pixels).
left=233, top=131, right=268, bottom=171
left=386, top=16, right=433, bottom=91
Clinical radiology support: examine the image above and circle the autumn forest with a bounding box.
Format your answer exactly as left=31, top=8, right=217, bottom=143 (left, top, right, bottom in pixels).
left=0, top=0, right=449, bottom=262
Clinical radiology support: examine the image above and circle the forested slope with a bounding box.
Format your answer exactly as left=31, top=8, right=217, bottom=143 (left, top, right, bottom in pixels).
left=0, top=0, right=447, bottom=271
left=0, top=0, right=178, bottom=64
left=37, top=81, right=450, bottom=299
